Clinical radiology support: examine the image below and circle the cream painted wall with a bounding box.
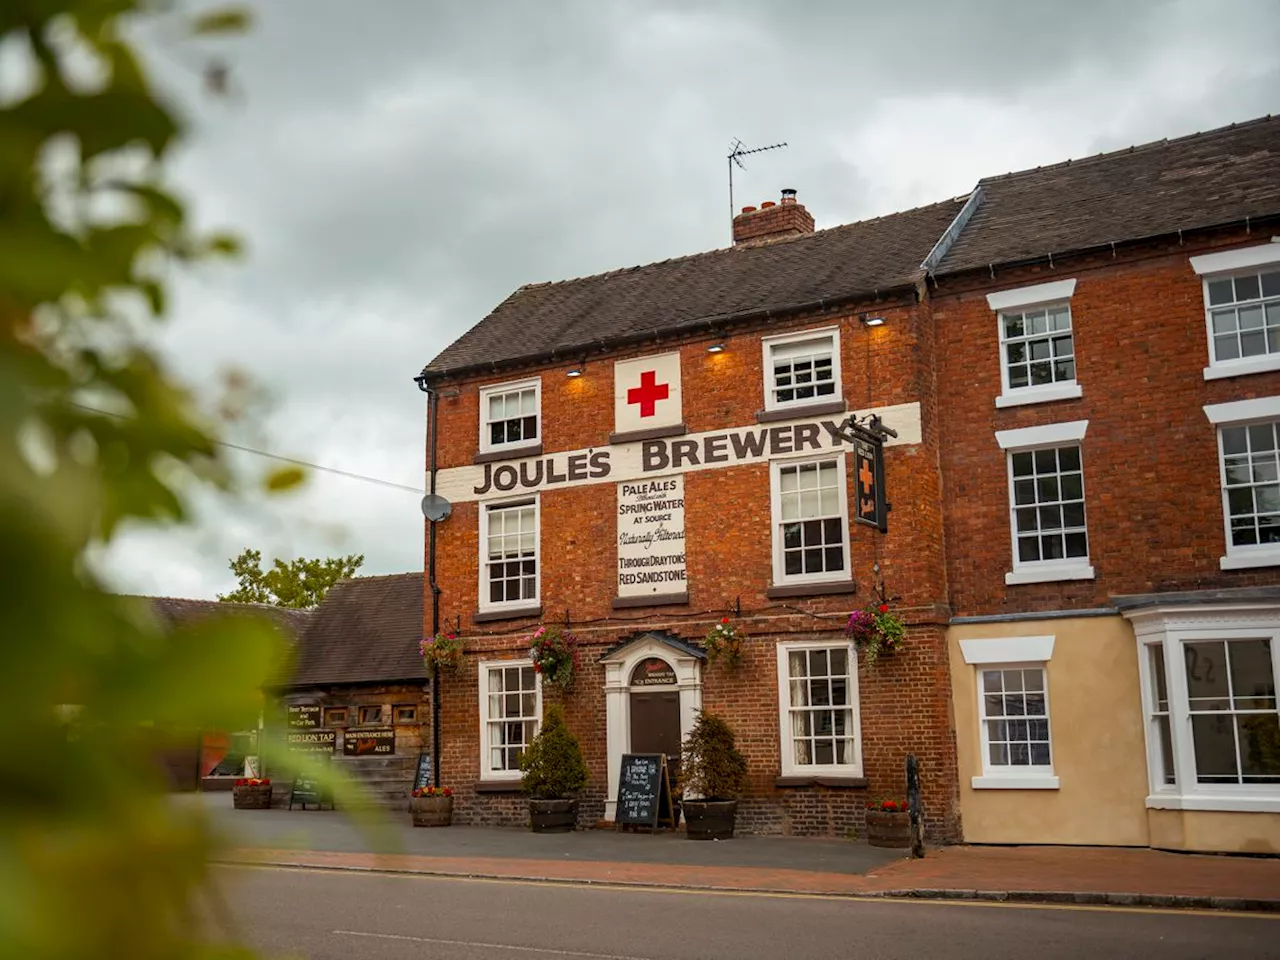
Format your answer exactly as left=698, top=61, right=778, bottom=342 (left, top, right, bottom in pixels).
left=949, top=616, right=1150, bottom=846
left=1148, top=809, right=1280, bottom=855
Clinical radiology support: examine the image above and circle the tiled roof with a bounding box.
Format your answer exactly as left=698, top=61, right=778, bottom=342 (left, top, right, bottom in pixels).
left=423, top=198, right=967, bottom=377
left=933, top=116, right=1280, bottom=276
left=148, top=596, right=313, bottom=636
left=285, top=573, right=425, bottom=688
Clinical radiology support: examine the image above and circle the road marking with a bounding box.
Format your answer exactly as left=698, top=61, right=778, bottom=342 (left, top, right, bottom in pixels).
left=218, top=863, right=1279, bottom=921
left=334, top=929, right=653, bottom=959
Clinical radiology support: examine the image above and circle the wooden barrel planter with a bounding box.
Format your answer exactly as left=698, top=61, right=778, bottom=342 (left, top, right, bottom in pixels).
left=528, top=798, right=578, bottom=833
left=866, top=809, right=911, bottom=848
left=232, top=783, right=273, bottom=810
left=410, top=795, right=454, bottom=827
left=683, top=800, right=737, bottom=840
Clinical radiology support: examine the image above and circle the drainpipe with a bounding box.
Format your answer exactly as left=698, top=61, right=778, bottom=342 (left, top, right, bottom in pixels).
left=417, top=374, right=442, bottom=788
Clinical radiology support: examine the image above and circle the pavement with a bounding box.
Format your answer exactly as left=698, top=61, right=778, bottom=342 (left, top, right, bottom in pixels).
left=192, top=793, right=1280, bottom=912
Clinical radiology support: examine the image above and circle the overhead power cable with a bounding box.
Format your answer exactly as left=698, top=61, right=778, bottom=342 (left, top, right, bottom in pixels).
left=67, top=401, right=425, bottom=494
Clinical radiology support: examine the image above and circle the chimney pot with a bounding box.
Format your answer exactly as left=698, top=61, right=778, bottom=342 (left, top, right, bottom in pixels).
left=780, top=188, right=798, bottom=205
left=741, top=205, right=757, bottom=214
left=761, top=201, right=776, bottom=208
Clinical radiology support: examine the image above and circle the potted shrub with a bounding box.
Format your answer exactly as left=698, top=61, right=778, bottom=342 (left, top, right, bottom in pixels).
left=680, top=711, right=747, bottom=840
left=410, top=785, right=454, bottom=827
left=232, top=777, right=272, bottom=810
left=519, top=703, right=588, bottom=832
left=866, top=799, right=911, bottom=848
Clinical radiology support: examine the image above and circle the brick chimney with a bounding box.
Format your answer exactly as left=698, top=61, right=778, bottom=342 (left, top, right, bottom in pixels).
left=732, top=188, right=815, bottom=246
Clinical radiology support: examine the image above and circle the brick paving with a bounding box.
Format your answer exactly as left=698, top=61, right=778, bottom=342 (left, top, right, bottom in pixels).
left=225, top=843, right=1280, bottom=907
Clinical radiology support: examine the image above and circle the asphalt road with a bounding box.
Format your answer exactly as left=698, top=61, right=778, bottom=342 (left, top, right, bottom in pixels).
left=214, top=864, right=1280, bottom=960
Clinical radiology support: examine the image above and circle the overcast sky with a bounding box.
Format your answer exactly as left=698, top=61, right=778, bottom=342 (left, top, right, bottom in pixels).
left=97, top=0, right=1280, bottom=600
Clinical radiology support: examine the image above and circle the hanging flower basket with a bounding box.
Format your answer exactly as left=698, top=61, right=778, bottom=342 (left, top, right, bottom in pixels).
left=703, top=617, right=744, bottom=670
left=526, top=624, right=580, bottom=693
left=844, top=603, right=906, bottom=665
left=420, top=631, right=464, bottom=677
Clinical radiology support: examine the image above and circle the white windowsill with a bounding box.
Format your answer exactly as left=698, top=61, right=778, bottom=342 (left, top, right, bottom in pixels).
left=995, top=382, right=1083, bottom=409
left=1220, top=550, right=1280, bottom=571
left=1146, top=794, right=1280, bottom=813
left=1005, top=564, right=1095, bottom=585
left=972, top=774, right=1059, bottom=790
left=1203, top=354, right=1280, bottom=381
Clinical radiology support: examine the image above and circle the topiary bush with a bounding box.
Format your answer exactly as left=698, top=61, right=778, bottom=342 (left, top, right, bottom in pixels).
left=519, top=703, right=588, bottom=799
left=681, top=710, right=747, bottom=801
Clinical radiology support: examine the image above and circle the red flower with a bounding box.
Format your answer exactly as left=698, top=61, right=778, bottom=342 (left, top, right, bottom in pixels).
left=878, top=603, right=888, bottom=614
left=721, top=617, right=730, bottom=624
left=533, top=663, right=542, bottom=672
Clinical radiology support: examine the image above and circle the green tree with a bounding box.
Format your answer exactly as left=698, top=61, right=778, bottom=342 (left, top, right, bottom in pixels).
left=0, top=4, right=369, bottom=958
left=219, top=547, right=364, bottom=608
left=519, top=703, right=589, bottom=799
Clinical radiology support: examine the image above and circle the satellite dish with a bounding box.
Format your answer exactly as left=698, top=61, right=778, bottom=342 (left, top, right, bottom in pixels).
left=421, top=493, right=452, bottom=522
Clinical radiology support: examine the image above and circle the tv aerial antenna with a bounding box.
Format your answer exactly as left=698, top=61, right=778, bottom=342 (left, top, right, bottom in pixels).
left=727, top=138, right=788, bottom=226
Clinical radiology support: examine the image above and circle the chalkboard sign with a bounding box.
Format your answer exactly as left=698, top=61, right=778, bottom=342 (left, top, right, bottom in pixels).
left=615, top=753, right=675, bottom=829
left=412, top=751, right=432, bottom=792
left=288, top=763, right=334, bottom=811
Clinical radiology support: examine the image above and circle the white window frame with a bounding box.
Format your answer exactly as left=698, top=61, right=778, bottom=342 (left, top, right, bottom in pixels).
left=776, top=639, right=863, bottom=778
left=1130, top=605, right=1280, bottom=813
left=479, top=377, right=542, bottom=455
left=1204, top=396, right=1280, bottom=570
left=995, top=420, right=1094, bottom=585
left=1193, top=242, right=1280, bottom=381
left=960, top=636, right=1058, bottom=790
left=987, top=279, right=1083, bottom=408
left=477, top=659, right=542, bottom=782
left=477, top=495, right=541, bottom=612
left=769, top=453, right=853, bottom=586
left=761, top=326, right=842, bottom=413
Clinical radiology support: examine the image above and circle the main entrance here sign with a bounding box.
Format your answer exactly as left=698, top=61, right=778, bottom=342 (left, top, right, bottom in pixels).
left=343, top=728, right=395, bottom=756
left=617, top=476, right=686, bottom=597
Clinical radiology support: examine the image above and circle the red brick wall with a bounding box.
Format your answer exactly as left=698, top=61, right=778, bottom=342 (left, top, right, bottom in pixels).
left=933, top=230, right=1280, bottom=617
left=426, top=299, right=960, bottom=837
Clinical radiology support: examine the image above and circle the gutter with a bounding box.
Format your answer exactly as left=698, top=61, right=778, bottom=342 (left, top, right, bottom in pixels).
left=418, top=282, right=920, bottom=385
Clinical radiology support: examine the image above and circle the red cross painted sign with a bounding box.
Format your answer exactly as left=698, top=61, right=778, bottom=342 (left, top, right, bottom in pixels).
left=614, top=352, right=682, bottom=435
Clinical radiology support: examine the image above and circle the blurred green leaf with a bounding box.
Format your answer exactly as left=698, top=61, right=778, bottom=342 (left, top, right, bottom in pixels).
left=263, top=464, right=306, bottom=491
left=190, top=7, right=253, bottom=36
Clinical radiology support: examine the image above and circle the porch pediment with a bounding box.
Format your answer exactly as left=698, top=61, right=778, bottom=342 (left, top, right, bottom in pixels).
left=598, top=629, right=706, bottom=663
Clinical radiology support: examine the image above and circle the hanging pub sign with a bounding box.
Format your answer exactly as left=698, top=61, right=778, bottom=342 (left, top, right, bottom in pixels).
left=343, top=728, right=396, bottom=756
left=287, top=704, right=322, bottom=728
left=286, top=729, right=336, bottom=754
left=851, top=426, right=888, bottom=533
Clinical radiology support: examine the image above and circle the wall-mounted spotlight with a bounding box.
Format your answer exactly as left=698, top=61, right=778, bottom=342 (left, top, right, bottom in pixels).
left=861, top=315, right=885, bottom=327
left=707, top=343, right=726, bottom=354
left=566, top=363, right=583, bottom=378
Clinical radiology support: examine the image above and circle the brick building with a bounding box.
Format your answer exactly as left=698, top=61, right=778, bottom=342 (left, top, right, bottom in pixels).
left=418, top=117, right=1280, bottom=849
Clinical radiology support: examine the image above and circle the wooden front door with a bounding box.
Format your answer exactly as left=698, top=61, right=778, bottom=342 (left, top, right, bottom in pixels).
left=629, top=690, right=682, bottom=786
